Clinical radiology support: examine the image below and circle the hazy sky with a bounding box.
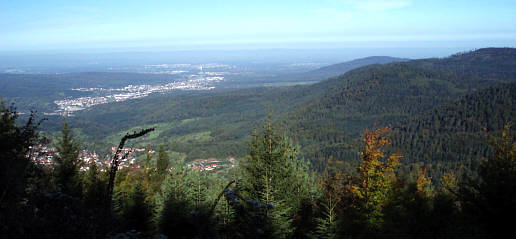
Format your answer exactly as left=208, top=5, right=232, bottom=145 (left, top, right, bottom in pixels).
left=1, top=0, right=515, bottom=51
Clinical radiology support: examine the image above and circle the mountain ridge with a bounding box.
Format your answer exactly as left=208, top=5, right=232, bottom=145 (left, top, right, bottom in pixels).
left=30, top=48, right=516, bottom=167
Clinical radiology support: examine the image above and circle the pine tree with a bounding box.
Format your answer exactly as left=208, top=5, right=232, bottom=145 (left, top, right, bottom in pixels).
left=315, top=170, right=344, bottom=239
left=125, top=182, right=152, bottom=231
left=0, top=102, right=40, bottom=204
left=429, top=172, right=462, bottom=239
left=194, top=169, right=208, bottom=210
left=383, top=168, right=434, bottom=239
left=154, top=159, right=212, bottom=237
left=238, top=116, right=313, bottom=238
left=53, top=121, right=81, bottom=196
left=0, top=102, right=41, bottom=237
left=131, top=145, right=161, bottom=204
left=156, top=145, right=169, bottom=179
left=461, top=124, right=516, bottom=238
left=82, top=162, right=105, bottom=206
left=110, top=168, right=152, bottom=232
left=144, top=145, right=153, bottom=168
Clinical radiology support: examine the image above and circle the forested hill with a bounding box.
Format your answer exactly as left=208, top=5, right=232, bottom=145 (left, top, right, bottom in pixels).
left=39, top=48, right=516, bottom=167
left=283, top=48, right=516, bottom=168
left=65, top=85, right=326, bottom=158
left=390, top=83, right=516, bottom=164
left=309, top=56, right=408, bottom=77
left=306, top=56, right=406, bottom=79
left=283, top=64, right=464, bottom=166
left=406, top=47, right=516, bottom=89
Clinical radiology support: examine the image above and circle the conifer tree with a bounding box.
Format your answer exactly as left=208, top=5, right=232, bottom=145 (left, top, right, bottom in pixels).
left=82, top=162, right=105, bottom=206
left=112, top=170, right=152, bottom=232
left=0, top=102, right=41, bottom=236
left=194, top=169, right=208, bottom=210
left=54, top=121, right=81, bottom=195
left=154, top=159, right=212, bottom=237
left=156, top=145, right=169, bottom=179
left=238, top=115, right=313, bottom=238
left=0, top=102, right=40, bottom=204
left=383, top=168, right=434, bottom=239
left=315, top=169, right=344, bottom=239
left=125, top=182, right=152, bottom=231
left=429, top=172, right=461, bottom=239
left=144, top=145, right=153, bottom=168
left=461, top=124, right=516, bottom=238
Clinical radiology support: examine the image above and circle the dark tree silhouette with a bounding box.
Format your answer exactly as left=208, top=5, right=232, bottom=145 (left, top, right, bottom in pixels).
left=106, top=128, right=154, bottom=211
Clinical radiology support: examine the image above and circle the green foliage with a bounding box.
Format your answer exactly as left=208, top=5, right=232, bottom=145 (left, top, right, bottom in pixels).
left=282, top=48, right=516, bottom=168
left=346, top=127, right=401, bottom=235
left=32, top=48, right=516, bottom=173
left=382, top=169, right=438, bottom=239
left=144, top=145, right=153, bottom=167
left=0, top=101, right=42, bottom=236
left=154, top=159, right=213, bottom=238
left=315, top=170, right=344, bottom=239
left=237, top=117, right=315, bottom=238
left=460, top=124, right=516, bottom=238
left=391, top=83, right=516, bottom=170
left=382, top=180, right=435, bottom=239
left=112, top=168, right=154, bottom=233
left=82, top=162, right=107, bottom=207
left=53, top=121, right=82, bottom=195
left=125, top=182, right=153, bottom=231
left=2, top=48, right=516, bottom=238
left=156, top=145, right=169, bottom=178
left=0, top=101, right=40, bottom=204
left=0, top=103, right=111, bottom=238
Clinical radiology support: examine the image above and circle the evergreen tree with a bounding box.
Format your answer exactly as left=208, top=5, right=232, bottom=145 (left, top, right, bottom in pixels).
left=429, top=172, right=462, bottom=239
left=111, top=167, right=153, bottom=233
left=0, top=101, right=41, bottom=237
left=154, top=159, right=213, bottom=238
left=53, top=121, right=81, bottom=196
left=156, top=145, right=169, bottom=179
left=383, top=170, right=434, bottom=239
left=315, top=170, right=344, bottom=239
left=0, top=102, right=40, bottom=204
left=238, top=116, right=314, bottom=238
left=82, top=162, right=106, bottom=207
left=144, top=145, right=153, bottom=168
left=194, top=169, right=208, bottom=210
left=460, top=124, right=516, bottom=238
left=125, top=182, right=152, bottom=232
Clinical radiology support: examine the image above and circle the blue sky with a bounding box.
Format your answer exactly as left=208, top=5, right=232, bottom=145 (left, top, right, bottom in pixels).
left=1, top=0, right=515, bottom=52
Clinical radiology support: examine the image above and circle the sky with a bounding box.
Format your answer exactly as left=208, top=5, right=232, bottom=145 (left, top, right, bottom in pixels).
left=1, top=0, right=516, bottom=52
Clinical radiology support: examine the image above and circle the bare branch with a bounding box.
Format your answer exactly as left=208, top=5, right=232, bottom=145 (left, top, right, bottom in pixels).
left=106, top=127, right=155, bottom=211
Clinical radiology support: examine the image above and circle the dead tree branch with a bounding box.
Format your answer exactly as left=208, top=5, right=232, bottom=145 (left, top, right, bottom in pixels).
left=106, top=128, right=154, bottom=210
left=209, top=180, right=236, bottom=217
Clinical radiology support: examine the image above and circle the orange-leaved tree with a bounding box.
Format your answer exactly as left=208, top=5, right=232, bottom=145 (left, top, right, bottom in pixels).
left=349, top=127, right=402, bottom=233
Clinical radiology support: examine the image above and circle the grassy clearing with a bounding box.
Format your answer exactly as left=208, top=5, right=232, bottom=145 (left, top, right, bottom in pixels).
left=169, top=131, right=213, bottom=144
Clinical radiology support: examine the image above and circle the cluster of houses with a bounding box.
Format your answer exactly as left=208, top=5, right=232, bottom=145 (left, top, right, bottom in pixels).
left=191, top=162, right=219, bottom=171
left=27, top=145, right=235, bottom=173
left=28, top=145, right=149, bottom=171
left=189, top=158, right=235, bottom=172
